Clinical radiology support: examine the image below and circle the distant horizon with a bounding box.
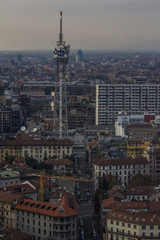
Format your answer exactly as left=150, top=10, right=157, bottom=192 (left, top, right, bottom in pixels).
left=1, top=48, right=160, bottom=53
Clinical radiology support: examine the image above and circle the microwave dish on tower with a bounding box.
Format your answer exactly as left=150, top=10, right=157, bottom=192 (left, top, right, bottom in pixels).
left=21, top=126, right=26, bottom=131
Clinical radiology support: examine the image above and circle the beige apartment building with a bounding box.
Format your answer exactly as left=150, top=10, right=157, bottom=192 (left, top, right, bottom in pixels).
left=106, top=209, right=160, bottom=240
left=0, top=192, right=23, bottom=229
left=0, top=139, right=73, bottom=162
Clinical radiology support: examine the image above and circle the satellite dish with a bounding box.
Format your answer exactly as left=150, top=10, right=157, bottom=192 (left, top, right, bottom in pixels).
left=51, top=92, right=55, bottom=97
left=33, top=128, right=37, bottom=132
left=21, top=126, right=26, bottom=131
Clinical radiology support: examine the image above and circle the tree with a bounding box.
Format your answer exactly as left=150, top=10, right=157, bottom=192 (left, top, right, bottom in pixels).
left=5, top=154, right=15, bottom=165
left=129, top=173, right=152, bottom=186
left=26, top=157, right=38, bottom=169
left=99, top=175, right=122, bottom=190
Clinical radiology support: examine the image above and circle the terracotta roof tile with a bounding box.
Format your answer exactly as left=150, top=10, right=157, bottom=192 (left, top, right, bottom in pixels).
left=15, top=197, right=78, bottom=218
left=0, top=192, right=23, bottom=203
left=2, top=228, right=33, bottom=240
left=94, top=156, right=148, bottom=166
left=107, top=209, right=160, bottom=225
left=0, top=183, right=36, bottom=194
left=0, top=139, right=73, bottom=146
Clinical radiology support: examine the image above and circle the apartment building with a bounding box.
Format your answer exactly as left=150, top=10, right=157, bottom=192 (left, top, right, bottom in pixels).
left=93, top=157, right=150, bottom=188
left=146, top=149, right=160, bottom=185
left=0, top=139, right=73, bottom=162
left=0, top=170, right=20, bottom=188
left=106, top=209, right=160, bottom=240
left=15, top=197, right=78, bottom=240
left=128, top=124, right=158, bottom=140
left=0, top=192, right=23, bottom=229
left=127, top=140, right=148, bottom=157
left=96, top=84, right=160, bottom=126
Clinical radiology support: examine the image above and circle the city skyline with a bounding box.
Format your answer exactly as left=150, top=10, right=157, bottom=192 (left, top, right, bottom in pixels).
left=1, top=0, right=160, bottom=51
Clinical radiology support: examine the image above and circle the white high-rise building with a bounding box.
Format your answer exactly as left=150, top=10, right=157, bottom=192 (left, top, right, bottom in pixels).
left=96, top=84, right=160, bottom=126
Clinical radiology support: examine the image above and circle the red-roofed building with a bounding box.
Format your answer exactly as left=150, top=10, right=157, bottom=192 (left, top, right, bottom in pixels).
left=106, top=208, right=160, bottom=240
left=0, top=228, right=33, bottom=240
left=0, top=183, right=37, bottom=200
left=124, top=186, right=154, bottom=201
left=15, top=197, right=78, bottom=240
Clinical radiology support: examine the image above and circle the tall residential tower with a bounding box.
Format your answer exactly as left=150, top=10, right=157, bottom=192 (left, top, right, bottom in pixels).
left=52, top=12, right=70, bottom=138
left=96, top=84, right=160, bottom=126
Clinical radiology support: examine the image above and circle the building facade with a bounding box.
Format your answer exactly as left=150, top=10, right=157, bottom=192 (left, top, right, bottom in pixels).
left=0, top=192, right=23, bottom=229
left=106, top=209, right=160, bottom=240
left=96, top=84, right=160, bottom=126
left=93, top=157, right=150, bottom=188
left=15, top=197, right=78, bottom=240
left=0, top=139, right=73, bottom=162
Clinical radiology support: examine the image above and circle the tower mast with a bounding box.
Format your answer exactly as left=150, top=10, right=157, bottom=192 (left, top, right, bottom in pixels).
left=53, top=11, right=70, bottom=139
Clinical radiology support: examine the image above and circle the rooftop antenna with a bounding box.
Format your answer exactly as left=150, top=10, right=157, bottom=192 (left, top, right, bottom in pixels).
left=59, top=11, right=63, bottom=44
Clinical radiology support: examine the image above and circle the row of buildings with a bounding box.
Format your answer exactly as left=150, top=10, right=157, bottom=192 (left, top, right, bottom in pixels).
left=101, top=187, right=160, bottom=240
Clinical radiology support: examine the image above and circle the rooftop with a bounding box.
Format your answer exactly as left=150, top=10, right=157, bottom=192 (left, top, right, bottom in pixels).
left=0, top=139, right=73, bottom=146
left=0, top=192, right=23, bottom=203
left=15, top=197, right=78, bottom=218
left=0, top=170, right=19, bottom=179
left=107, top=209, right=160, bottom=225
left=94, top=156, right=148, bottom=166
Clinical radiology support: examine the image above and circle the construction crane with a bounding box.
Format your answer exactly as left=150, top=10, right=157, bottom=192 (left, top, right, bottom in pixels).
left=27, top=171, right=92, bottom=202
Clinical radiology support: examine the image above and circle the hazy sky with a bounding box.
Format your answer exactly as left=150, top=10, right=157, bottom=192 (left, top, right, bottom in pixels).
left=1, top=0, right=160, bottom=51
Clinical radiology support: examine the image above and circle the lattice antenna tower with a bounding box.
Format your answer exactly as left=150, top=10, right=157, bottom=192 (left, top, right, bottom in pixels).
left=52, top=11, right=70, bottom=139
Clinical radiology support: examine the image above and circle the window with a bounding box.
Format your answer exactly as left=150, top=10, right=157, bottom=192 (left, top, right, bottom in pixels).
left=134, top=225, right=137, bottom=229
left=142, top=225, right=146, bottom=230
left=128, top=223, right=131, bottom=228
left=150, top=225, right=154, bottom=230
left=111, top=220, right=113, bottom=224
left=122, top=222, right=125, bottom=227
left=116, top=222, right=119, bottom=226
